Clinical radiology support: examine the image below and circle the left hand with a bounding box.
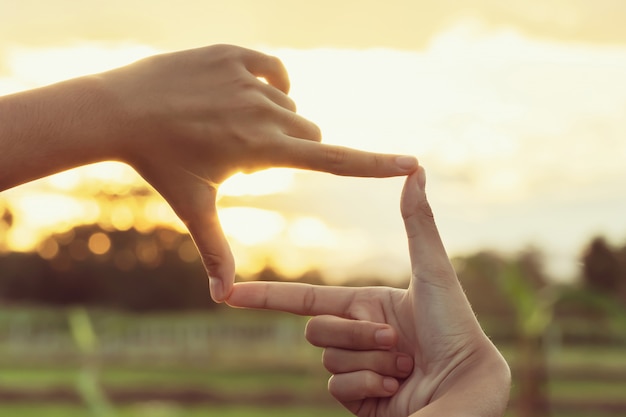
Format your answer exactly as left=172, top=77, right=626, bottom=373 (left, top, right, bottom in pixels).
left=98, top=44, right=418, bottom=301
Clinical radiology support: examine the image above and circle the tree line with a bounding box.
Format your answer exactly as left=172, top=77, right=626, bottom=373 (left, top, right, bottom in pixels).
left=1, top=206, right=625, bottom=315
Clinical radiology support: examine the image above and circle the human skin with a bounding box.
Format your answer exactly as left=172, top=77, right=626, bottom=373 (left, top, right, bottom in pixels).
left=227, top=167, right=511, bottom=417
left=0, top=44, right=418, bottom=301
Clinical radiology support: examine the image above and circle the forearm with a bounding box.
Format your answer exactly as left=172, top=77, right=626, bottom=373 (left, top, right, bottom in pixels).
left=0, top=75, right=121, bottom=191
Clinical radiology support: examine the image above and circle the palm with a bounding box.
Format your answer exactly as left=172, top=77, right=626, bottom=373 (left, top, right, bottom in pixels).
left=318, top=280, right=479, bottom=417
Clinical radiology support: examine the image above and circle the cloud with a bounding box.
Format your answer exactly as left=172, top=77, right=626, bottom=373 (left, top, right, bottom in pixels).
left=2, top=0, right=625, bottom=55
left=228, top=25, right=626, bottom=280
left=3, top=10, right=626, bottom=281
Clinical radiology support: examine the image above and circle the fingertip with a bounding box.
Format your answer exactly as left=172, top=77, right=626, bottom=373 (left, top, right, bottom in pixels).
left=396, top=355, right=414, bottom=375
left=394, top=155, right=419, bottom=172
left=417, top=165, right=426, bottom=191
left=382, top=377, right=399, bottom=394
left=374, top=327, right=397, bottom=348
left=209, top=277, right=225, bottom=303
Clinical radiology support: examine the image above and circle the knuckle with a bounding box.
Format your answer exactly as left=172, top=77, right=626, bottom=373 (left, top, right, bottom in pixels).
left=321, top=348, right=337, bottom=371
left=327, top=375, right=337, bottom=395
left=304, top=316, right=326, bottom=346
left=309, top=122, right=322, bottom=142
left=304, top=318, right=317, bottom=344
left=211, top=43, right=240, bottom=59
left=302, top=286, right=317, bottom=315
left=349, top=321, right=365, bottom=345
left=373, top=153, right=383, bottom=170
left=199, top=251, right=222, bottom=275
left=264, top=53, right=285, bottom=71
left=419, top=200, right=435, bottom=219
left=362, top=372, right=381, bottom=395
left=325, top=147, right=347, bottom=167
left=284, top=96, right=297, bottom=112
left=327, top=375, right=344, bottom=400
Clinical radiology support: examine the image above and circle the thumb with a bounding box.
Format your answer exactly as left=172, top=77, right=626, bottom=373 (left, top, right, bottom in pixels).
left=133, top=162, right=236, bottom=303
left=154, top=178, right=235, bottom=302
left=183, top=188, right=235, bottom=303
left=400, top=166, right=456, bottom=289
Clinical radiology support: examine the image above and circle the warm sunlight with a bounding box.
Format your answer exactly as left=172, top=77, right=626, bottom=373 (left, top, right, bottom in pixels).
left=2, top=5, right=625, bottom=415
left=2, top=20, right=626, bottom=280
left=6, top=193, right=100, bottom=250
left=6, top=44, right=158, bottom=88
left=219, top=208, right=285, bottom=246
left=219, top=169, right=295, bottom=197
left=288, top=217, right=336, bottom=248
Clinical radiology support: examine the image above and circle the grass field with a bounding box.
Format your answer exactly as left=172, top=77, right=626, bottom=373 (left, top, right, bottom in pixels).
left=1, top=307, right=625, bottom=416
left=0, top=405, right=350, bottom=417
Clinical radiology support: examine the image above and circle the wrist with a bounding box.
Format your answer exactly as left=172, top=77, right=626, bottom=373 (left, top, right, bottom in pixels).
left=0, top=76, right=124, bottom=190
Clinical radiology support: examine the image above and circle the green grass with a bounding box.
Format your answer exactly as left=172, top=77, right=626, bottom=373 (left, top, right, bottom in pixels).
left=548, top=379, right=626, bottom=401
left=0, top=366, right=326, bottom=393
left=2, top=307, right=626, bottom=416
left=0, top=405, right=350, bottom=417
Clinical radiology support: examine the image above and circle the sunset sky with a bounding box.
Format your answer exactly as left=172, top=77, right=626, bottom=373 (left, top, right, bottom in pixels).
left=1, top=1, right=626, bottom=283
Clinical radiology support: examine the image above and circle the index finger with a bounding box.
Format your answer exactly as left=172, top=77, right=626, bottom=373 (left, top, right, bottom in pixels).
left=273, top=140, right=419, bottom=178
left=226, top=281, right=358, bottom=317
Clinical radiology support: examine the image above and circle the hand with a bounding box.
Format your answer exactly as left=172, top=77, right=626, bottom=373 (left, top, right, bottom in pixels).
left=227, top=167, right=511, bottom=417
left=98, top=44, right=418, bottom=301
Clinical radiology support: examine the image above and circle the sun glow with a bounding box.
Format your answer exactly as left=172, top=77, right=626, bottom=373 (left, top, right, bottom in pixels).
left=3, top=22, right=626, bottom=280
left=288, top=217, right=336, bottom=248
left=219, top=169, right=295, bottom=197
left=6, top=43, right=159, bottom=88
left=219, top=208, right=286, bottom=245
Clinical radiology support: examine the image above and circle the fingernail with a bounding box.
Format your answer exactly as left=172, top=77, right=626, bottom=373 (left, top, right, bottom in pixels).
left=397, top=356, right=413, bottom=373
left=395, top=156, right=418, bottom=170
left=383, top=377, right=399, bottom=393
left=209, top=277, right=224, bottom=303
left=417, top=165, right=426, bottom=190
left=374, top=328, right=394, bottom=347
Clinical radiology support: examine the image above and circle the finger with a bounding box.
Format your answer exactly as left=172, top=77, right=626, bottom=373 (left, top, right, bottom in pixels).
left=401, top=167, right=457, bottom=287
left=181, top=186, right=235, bottom=303
left=227, top=282, right=360, bottom=317
left=275, top=107, right=322, bottom=142
left=305, top=315, right=398, bottom=350
left=328, top=371, right=399, bottom=403
left=271, top=140, right=418, bottom=177
left=241, top=48, right=290, bottom=94
left=323, top=347, right=414, bottom=378
left=258, top=81, right=297, bottom=112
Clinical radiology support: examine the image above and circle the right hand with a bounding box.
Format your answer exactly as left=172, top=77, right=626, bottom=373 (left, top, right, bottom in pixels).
left=98, top=44, right=419, bottom=301
left=228, top=167, right=511, bottom=416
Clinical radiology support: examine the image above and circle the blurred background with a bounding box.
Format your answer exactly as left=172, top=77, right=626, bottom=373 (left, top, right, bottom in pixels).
left=1, top=1, right=626, bottom=416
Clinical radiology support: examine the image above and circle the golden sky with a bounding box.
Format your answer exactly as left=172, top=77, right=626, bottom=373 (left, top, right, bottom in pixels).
left=2, top=0, right=626, bottom=54
left=2, top=1, right=626, bottom=283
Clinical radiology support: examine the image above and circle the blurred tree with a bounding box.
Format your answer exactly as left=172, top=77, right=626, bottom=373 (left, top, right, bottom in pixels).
left=254, top=265, right=287, bottom=282
left=0, top=204, right=13, bottom=228
left=581, top=236, right=622, bottom=293
left=454, top=248, right=553, bottom=417
left=455, top=251, right=516, bottom=320
left=0, top=223, right=216, bottom=311
left=343, top=274, right=406, bottom=288
left=294, top=269, right=326, bottom=285
left=497, top=255, right=554, bottom=417
left=0, top=203, right=13, bottom=253
left=617, top=244, right=626, bottom=301
left=0, top=252, right=52, bottom=302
